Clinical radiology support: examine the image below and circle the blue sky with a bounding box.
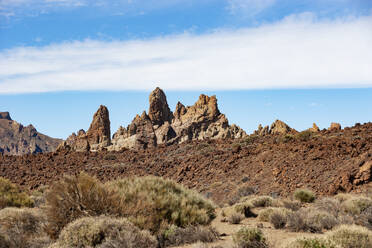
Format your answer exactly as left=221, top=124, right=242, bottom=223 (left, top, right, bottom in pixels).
left=0, top=0, right=371, bottom=138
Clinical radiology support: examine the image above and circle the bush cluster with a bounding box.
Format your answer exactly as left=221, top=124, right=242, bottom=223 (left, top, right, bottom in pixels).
left=294, top=189, right=316, bottom=203
left=0, top=177, right=33, bottom=209
left=233, top=227, right=268, bottom=248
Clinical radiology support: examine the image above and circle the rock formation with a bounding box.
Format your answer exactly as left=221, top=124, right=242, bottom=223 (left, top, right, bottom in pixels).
left=329, top=122, right=341, bottom=131
left=254, top=120, right=297, bottom=136
left=0, top=112, right=61, bottom=155
left=309, top=123, right=320, bottom=132
left=60, top=105, right=111, bottom=152
left=110, top=88, right=246, bottom=150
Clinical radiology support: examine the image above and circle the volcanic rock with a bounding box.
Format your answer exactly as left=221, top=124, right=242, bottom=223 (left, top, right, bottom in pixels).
left=60, top=105, right=111, bottom=152
left=309, top=123, right=320, bottom=132
left=0, top=112, right=11, bottom=120
left=110, top=88, right=246, bottom=150
left=148, top=87, right=173, bottom=126
left=0, top=113, right=61, bottom=155
left=269, top=120, right=296, bottom=135
left=255, top=124, right=269, bottom=136
left=329, top=122, right=341, bottom=131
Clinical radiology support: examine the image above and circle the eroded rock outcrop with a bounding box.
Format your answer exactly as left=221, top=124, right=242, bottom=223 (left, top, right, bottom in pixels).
left=110, top=88, right=246, bottom=150
left=255, top=120, right=297, bottom=136
left=0, top=112, right=61, bottom=155
left=309, top=123, right=320, bottom=132
left=60, top=105, right=111, bottom=152
left=329, top=122, right=341, bottom=131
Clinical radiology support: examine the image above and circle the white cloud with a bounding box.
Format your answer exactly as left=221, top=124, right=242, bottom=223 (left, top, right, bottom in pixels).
left=0, top=14, right=371, bottom=94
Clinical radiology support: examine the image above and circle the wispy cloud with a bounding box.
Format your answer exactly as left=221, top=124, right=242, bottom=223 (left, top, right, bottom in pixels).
left=227, top=0, right=277, bottom=17
left=0, top=14, right=371, bottom=94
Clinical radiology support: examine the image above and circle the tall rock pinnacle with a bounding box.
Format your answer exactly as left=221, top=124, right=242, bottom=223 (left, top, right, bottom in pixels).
left=87, top=105, right=111, bottom=149
left=148, top=87, right=172, bottom=126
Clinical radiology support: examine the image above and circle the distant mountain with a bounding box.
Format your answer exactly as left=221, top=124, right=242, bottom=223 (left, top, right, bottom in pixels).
left=0, top=112, right=61, bottom=155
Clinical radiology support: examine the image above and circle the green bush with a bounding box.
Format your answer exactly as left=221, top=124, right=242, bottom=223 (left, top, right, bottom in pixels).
left=0, top=177, right=33, bottom=209
left=326, top=225, right=372, bottom=248
left=233, top=227, right=268, bottom=248
left=284, top=237, right=337, bottom=248
left=0, top=207, right=49, bottom=248
left=52, top=216, right=157, bottom=248
left=107, top=176, right=216, bottom=233
left=294, top=189, right=316, bottom=203
left=248, top=196, right=274, bottom=208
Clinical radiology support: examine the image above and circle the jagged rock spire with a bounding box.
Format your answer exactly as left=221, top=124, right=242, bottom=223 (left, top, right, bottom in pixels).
left=148, top=87, right=172, bottom=126
left=87, top=105, right=111, bottom=148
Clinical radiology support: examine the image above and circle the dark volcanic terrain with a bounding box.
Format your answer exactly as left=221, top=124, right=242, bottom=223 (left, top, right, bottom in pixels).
left=1, top=122, right=371, bottom=203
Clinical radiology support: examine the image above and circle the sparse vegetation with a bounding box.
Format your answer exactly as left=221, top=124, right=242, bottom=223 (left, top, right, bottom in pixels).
left=228, top=212, right=245, bottom=224
left=51, top=216, right=157, bottom=248
left=294, top=189, right=316, bottom=203
left=0, top=207, right=49, bottom=248
left=0, top=177, right=34, bottom=209
left=341, top=196, right=372, bottom=215
left=284, top=237, right=337, bottom=248
left=296, top=130, right=313, bottom=141
left=233, top=227, right=268, bottom=248
left=326, top=225, right=372, bottom=248
left=159, top=225, right=219, bottom=247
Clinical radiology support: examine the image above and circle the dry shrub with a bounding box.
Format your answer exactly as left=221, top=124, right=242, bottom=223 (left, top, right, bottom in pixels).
left=107, top=176, right=216, bottom=233
left=269, top=208, right=292, bottom=229
left=233, top=227, right=268, bottom=248
left=45, top=172, right=123, bottom=239
left=258, top=208, right=275, bottom=222
left=0, top=207, right=50, bottom=248
left=228, top=212, right=245, bottom=224
left=248, top=196, right=274, bottom=208
left=334, top=193, right=354, bottom=203
left=159, top=225, right=219, bottom=247
left=314, top=198, right=342, bottom=217
left=282, top=199, right=302, bottom=211
left=52, top=216, right=157, bottom=248
left=341, top=196, right=372, bottom=215
left=284, top=237, right=338, bottom=248
left=358, top=206, right=372, bottom=229
left=294, top=189, right=315, bottom=203
left=235, top=202, right=256, bottom=218
left=296, top=130, right=313, bottom=142
left=326, top=224, right=372, bottom=248
left=0, top=177, right=33, bottom=209
left=287, top=208, right=338, bottom=233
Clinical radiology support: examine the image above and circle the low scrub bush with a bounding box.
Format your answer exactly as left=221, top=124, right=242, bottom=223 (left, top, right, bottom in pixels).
left=341, top=196, right=372, bottom=215
left=0, top=207, right=49, bottom=248
left=248, top=196, right=274, bottom=208
left=334, top=193, right=354, bottom=203
left=228, top=212, right=245, bottom=224
left=296, top=130, right=313, bottom=142
left=294, top=189, right=316, bottom=203
left=326, top=225, right=372, bottom=248
left=258, top=208, right=292, bottom=223
left=107, top=176, right=216, bottom=233
left=233, top=227, right=268, bottom=248
left=282, top=199, right=302, bottom=211
left=159, top=225, right=219, bottom=247
left=235, top=202, right=256, bottom=218
left=51, top=216, right=157, bottom=248
left=287, top=208, right=338, bottom=233
left=0, top=177, right=33, bottom=209
left=45, top=172, right=123, bottom=239
left=314, top=198, right=342, bottom=217
left=269, top=208, right=292, bottom=229
left=284, top=237, right=338, bottom=248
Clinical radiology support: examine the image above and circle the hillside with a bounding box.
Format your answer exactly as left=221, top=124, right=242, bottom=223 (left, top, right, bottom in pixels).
left=1, top=122, right=370, bottom=203
left=0, top=112, right=61, bottom=155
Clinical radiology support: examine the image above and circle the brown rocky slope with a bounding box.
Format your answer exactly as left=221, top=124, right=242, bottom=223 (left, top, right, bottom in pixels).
left=0, top=112, right=61, bottom=155
left=1, top=122, right=371, bottom=203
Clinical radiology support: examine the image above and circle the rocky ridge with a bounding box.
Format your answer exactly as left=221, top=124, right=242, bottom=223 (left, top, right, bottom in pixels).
left=0, top=112, right=61, bottom=155
left=62, top=87, right=247, bottom=151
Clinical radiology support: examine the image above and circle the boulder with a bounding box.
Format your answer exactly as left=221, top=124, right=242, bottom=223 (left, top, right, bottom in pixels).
left=86, top=105, right=111, bottom=150
left=309, top=123, right=320, bottom=132
left=269, top=120, right=296, bottom=135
